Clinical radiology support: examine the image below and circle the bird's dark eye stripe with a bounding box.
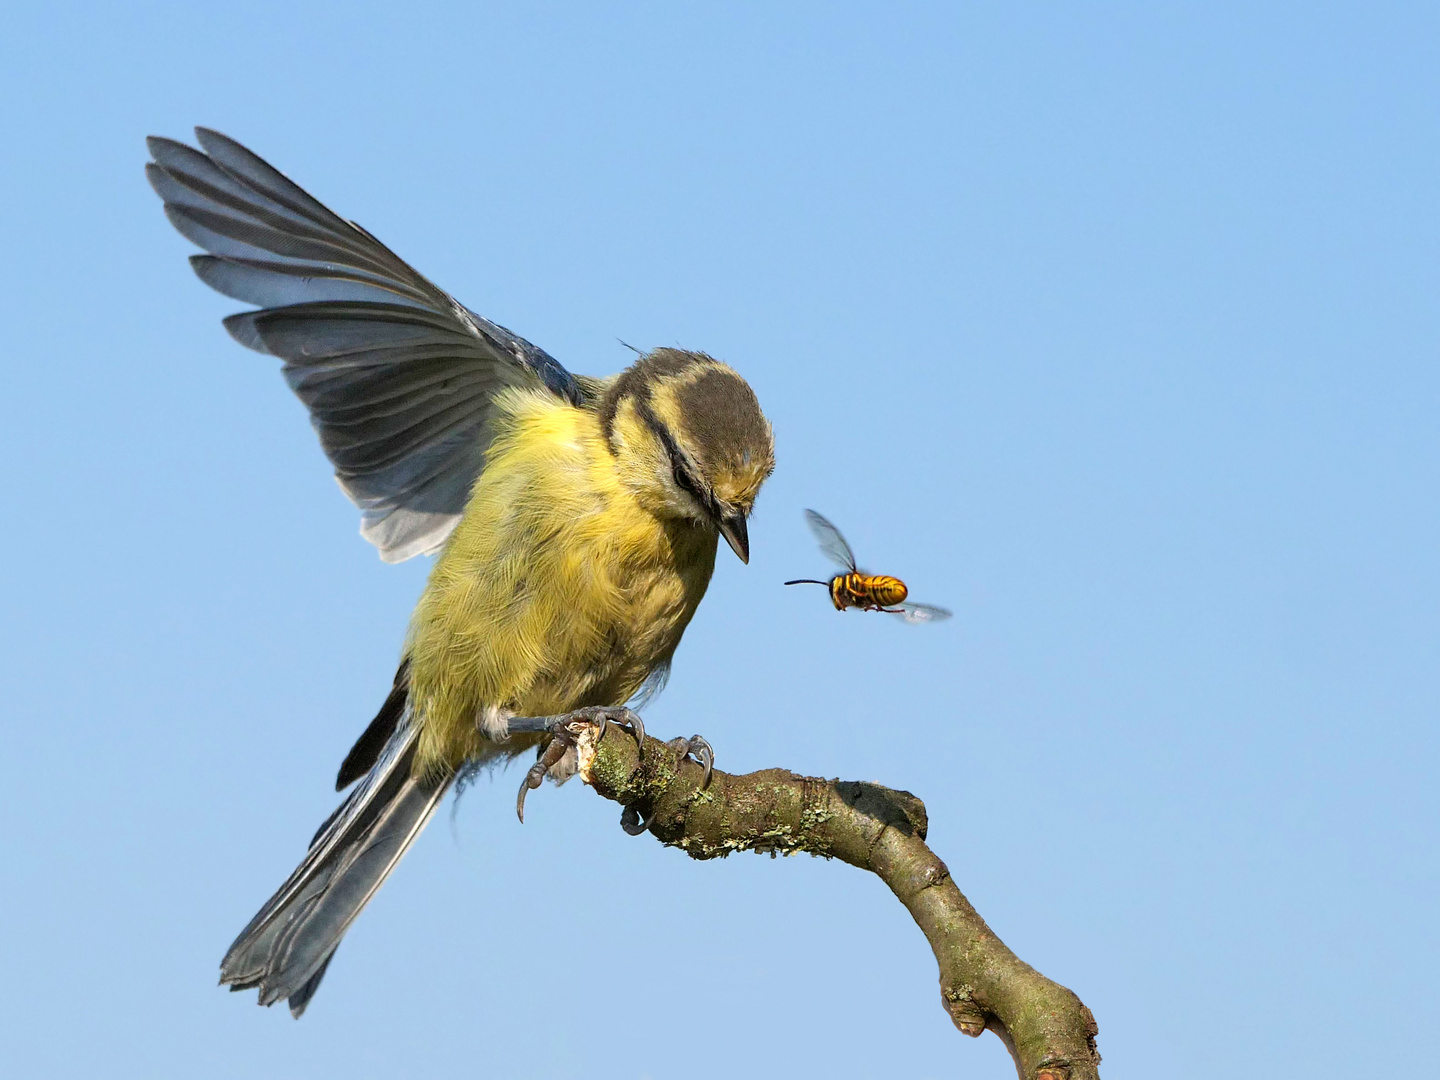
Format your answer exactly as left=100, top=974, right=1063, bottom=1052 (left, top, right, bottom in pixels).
left=670, top=447, right=718, bottom=516
left=643, top=404, right=723, bottom=517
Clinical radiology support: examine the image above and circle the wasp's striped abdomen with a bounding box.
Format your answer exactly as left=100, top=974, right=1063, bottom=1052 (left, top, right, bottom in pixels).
left=830, top=572, right=908, bottom=611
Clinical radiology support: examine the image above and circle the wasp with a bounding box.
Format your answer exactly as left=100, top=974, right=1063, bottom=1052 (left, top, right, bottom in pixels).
left=785, top=509, right=952, bottom=623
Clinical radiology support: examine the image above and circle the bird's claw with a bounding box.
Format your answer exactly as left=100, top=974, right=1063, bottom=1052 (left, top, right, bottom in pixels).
left=512, top=706, right=647, bottom=823
left=670, top=734, right=715, bottom=789
left=616, top=733, right=715, bottom=837
left=620, top=805, right=651, bottom=836
left=573, top=705, right=646, bottom=751
left=515, top=733, right=570, bottom=823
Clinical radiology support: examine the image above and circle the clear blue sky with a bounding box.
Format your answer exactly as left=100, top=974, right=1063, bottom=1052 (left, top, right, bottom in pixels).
left=1, top=3, right=1435, bottom=1077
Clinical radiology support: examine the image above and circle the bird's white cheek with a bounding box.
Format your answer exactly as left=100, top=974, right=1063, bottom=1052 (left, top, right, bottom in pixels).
left=669, top=484, right=710, bottom=523
left=648, top=464, right=707, bottom=522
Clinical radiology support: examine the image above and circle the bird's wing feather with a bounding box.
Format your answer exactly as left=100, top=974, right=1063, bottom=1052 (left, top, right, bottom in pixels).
left=148, top=128, right=586, bottom=561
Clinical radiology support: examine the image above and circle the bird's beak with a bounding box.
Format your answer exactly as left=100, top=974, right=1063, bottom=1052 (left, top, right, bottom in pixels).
left=717, top=512, right=750, bottom=564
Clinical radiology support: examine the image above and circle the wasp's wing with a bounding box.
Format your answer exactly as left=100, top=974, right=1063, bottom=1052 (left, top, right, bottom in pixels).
left=803, top=509, right=858, bottom=572
left=894, top=602, right=952, bottom=624
left=147, top=128, right=592, bottom=563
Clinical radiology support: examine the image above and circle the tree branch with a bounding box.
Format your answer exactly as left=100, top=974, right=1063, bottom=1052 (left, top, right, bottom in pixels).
left=573, top=727, right=1102, bottom=1080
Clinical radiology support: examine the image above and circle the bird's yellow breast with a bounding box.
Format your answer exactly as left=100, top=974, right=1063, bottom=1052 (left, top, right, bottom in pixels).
left=405, top=389, right=718, bottom=773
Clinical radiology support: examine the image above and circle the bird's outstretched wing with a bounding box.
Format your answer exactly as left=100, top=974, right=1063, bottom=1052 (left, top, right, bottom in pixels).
left=147, top=128, right=587, bottom=562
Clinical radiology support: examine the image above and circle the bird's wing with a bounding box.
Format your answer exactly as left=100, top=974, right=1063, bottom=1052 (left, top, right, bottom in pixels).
left=803, top=509, right=859, bottom=572
left=147, top=128, right=589, bottom=562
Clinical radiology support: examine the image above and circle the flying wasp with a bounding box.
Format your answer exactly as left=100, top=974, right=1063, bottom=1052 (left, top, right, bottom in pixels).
left=785, top=509, right=952, bottom=624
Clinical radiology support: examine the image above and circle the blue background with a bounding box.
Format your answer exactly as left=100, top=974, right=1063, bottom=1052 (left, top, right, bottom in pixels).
left=1, top=3, right=1435, bottom=1077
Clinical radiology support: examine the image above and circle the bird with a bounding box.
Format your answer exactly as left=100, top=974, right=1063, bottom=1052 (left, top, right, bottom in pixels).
left=146, top=129, right=775, bottom=1017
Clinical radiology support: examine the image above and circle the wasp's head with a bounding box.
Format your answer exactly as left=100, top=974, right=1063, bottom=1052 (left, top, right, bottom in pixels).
left=601, top=348, right=775, bottom=562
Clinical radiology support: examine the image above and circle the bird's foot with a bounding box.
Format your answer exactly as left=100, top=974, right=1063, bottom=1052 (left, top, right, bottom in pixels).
left=510, top=706, right=646, bottom=823
left=669, top=734, right=715, bottom=789
left=620, top=734, right=716, bottom=837
left=619, top=805, right=650, bottom=836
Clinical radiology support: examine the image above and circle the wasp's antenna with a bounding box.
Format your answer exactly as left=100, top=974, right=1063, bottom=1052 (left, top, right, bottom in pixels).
left=784, top=579, right=832, bottom=586
left=616, top=338, right=643, bottom=355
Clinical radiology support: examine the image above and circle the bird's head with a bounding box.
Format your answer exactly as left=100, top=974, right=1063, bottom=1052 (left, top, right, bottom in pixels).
left=601, top=348, right=775, bottom=562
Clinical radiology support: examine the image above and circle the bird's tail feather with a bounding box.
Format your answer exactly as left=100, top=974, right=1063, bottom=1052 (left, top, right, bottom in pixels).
left=219, top=715, right=451, bottom=1017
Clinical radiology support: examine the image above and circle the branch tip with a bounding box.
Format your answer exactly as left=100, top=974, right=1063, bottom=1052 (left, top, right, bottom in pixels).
left=578, top=730, right=1102, bottom=1077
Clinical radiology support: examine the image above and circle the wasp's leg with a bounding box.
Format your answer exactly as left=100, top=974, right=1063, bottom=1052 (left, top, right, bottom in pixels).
left=509, top=706, right=646, bottom=822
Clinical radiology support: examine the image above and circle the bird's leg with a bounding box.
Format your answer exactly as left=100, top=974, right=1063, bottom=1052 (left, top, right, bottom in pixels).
left=509, top=706, right=646, bottom=823
left=505, top=704, right=646, bottom=746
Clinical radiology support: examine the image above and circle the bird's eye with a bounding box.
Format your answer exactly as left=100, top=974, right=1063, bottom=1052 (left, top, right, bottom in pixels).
left=670, top=458, right=723, bottom=518
left=673, top=461, right=703, bottom=500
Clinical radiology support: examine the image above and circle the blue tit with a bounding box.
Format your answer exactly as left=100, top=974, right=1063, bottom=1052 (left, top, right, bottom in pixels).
left=147, top=130, right=775, bottom=1016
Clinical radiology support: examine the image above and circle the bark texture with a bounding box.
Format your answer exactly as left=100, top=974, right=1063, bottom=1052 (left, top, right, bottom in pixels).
left=573, top=726, right=1102, bottom=1080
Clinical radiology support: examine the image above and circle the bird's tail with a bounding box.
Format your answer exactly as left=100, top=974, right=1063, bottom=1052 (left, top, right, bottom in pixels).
left=219, top=711, right=451, bottom=1017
